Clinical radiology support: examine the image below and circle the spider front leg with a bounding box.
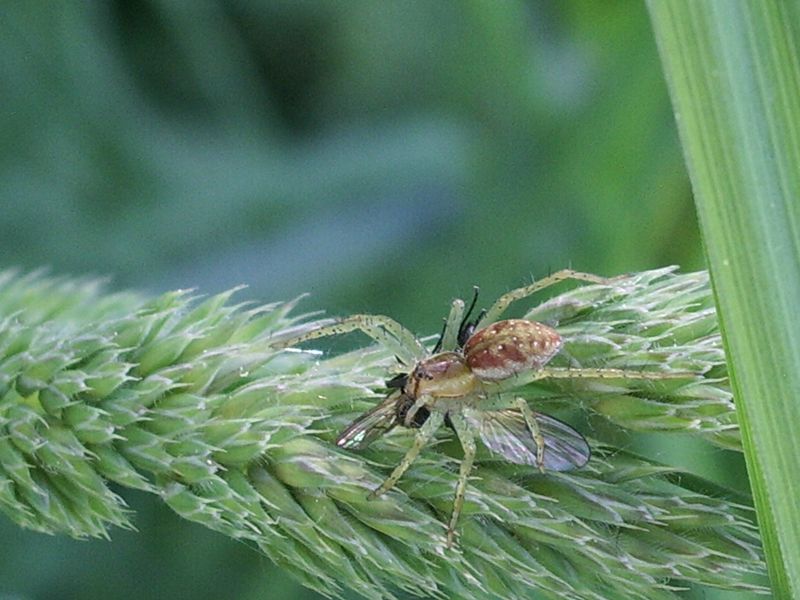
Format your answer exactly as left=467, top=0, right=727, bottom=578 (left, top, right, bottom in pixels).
left=446, top=413, right=476, bottom=547
left=478, top=269, right=626, bottom=328
left=272, top=314, right=426, bottom=366
left=402, top=393, right=435, bottom=427
left=434, top=298, right=466, bottom=353
left=368, top=410, right=445, bottom=500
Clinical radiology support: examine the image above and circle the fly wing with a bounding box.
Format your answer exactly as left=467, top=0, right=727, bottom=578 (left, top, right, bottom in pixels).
left=465, top=408, right=590, bottom=471
left=534, top=412, right=592, bottom=471
left=335, top=393, right=401, bottom=449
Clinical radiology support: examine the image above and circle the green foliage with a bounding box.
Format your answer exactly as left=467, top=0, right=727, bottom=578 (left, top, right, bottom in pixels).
left=0, top=3, right=723, bottom=598
left=0, top=270, right=766, bottom=599
left=0, top=3, right=698, bottom=313
left=649, top=3, right=800, bottom=597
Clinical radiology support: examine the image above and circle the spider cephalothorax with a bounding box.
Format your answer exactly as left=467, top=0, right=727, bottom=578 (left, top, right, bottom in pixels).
left=274, top=269, right=686, bottom=546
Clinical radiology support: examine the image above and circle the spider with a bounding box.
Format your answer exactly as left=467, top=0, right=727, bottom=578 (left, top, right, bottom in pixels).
left=274, top=269, right=685, bottom=546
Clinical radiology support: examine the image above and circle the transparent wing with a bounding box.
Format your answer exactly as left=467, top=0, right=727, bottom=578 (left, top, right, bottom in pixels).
left=335, top=393, right=402, bottom=449
left=465, top=408, right=590, bottom=471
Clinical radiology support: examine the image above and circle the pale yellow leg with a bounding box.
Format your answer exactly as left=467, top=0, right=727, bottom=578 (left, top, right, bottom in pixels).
left=436, top=298, right=465, bottom=353
left=488, top=365, right=693, bottom=394
left=271, top=314, right=426, bottom=365
left=479, top=269, right=622, bottom=326
left=446, top=413, right=476, bottom=547
left=368, top=411, right=444, bottom=499
left=403, top=394, right=432, bottom=427
left=513, top=397, right=546, bottom=472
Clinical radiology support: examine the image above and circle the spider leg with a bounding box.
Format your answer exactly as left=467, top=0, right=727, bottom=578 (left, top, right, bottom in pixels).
left=478, top=269, right=624, bottom=327
left=534, top=366, right=694, bottom=381
left=403, top=394, right=433, bottom=427
left=368, top=410, right=445, bottom=500
left=446, top=412, right=476, bottom=547
left=272, top=314, right=426, bottom=365
left=486, top=365, right=693, bottom=393
left=437, top=298, right=466, bottom=353
left=513, top=397, right=545, bottom=472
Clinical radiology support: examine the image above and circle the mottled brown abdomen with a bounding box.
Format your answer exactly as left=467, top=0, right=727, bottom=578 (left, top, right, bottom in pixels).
left=464, top=319, right=562, bottom=381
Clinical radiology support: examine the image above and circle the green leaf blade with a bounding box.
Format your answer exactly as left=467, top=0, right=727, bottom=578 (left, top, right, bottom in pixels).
left=648, top=2, right=800, bottom=597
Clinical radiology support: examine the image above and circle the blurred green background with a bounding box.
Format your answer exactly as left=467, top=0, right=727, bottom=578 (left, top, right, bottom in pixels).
left=0, top=2, right=747, bottom=599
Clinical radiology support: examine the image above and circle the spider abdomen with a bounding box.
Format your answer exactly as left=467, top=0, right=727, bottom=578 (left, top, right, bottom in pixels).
left=464, top=319, right=562, bottom=381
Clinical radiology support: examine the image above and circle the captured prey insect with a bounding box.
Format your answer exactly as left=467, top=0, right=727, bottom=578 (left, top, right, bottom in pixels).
left=273, top=270, right=689, bottom=547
